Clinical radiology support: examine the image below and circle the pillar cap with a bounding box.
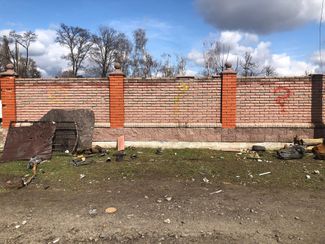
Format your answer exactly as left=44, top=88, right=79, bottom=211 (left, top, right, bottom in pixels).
left=109, top=63, right=125, bottom=76
left=0, top=64, right=18, bottom=77
left=222, top=62, right=237, bottom=74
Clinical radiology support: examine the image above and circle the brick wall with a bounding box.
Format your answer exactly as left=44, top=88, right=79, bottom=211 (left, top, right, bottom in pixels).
left=237, top=76, right=324, bottom=126
left=1, top=72, right=325, bottom=143
left=124, top=78, right=221, bottom=126
left=15, top=78, right=109, bottom=123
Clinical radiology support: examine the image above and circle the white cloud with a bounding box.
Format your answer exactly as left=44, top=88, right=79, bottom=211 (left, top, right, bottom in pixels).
left=188, top=31, right=318, bottom=76
left=188, top=50, right=205, bottom=65
left=196, top=0, right=323, bottom=34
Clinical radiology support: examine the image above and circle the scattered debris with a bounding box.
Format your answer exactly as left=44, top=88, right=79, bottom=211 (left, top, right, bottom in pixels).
left=105, top=207, right=117, bottom=214
left=203, top=177, right=210, bottom=183
left=277, top=145, right=305, bottom=160
left=165, top=196, right=172, bottom=201
left=71, top=157, right=94, bottom=167
left=313, top=170, right=320, bottom=175
left=65, top=150, right=70, bottom=154
left=155, top=147, right=163, bottom=155
left=106, top=157, right=112, bottom=162
left=305, top=175, right=311, bottom=180
left=114, top=151, right=126, bottom=162
left=22, top=220, right=27, bottom=225
left=52, top=237, right=60, bottom=243
left=210, top=190, right=223, bottom=195
left=302, top=138, right=323, bottom=146
left=76, top=145, right=107, bottom=156
left=259, top=172, right=271, bottom=176
left=157, top=199, right=163, bottom=203
left=130, top=154, right=138, bottom=160
left=15, top=225, right=21, bottom=229
left=88, top=208, right=97, bottom=217
left=80, top=174, right=86, bottom=180
left=22, top=174, right=35, bottom=187
left=164, top=218, right=171, bottom=224
left=237, top=149, right=261, bottom=160
left=27, top=156, right=47, bottom=170
left=312, top=141, right=325, bottom=160
left=252, top=145, right=266, bottom=152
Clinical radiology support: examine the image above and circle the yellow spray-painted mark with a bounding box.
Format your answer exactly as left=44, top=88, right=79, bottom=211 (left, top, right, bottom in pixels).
left=174, top=81, right=190, bottom=114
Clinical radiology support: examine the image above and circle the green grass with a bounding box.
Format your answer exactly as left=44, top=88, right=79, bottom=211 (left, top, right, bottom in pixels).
left=0, top=148, right=324, bottom=192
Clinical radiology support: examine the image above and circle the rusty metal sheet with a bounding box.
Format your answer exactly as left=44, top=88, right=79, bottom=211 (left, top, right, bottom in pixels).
left=1, top=122, right=56, bottom=162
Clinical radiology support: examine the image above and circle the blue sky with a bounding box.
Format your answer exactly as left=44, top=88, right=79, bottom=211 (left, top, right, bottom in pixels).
left=0, top=0, right=323, bottom=76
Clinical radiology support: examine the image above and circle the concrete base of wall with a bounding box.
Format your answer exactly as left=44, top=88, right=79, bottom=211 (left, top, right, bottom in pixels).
left=93, top=127, right=325, bottom=143
left=93, top=141, right=287, bottom=151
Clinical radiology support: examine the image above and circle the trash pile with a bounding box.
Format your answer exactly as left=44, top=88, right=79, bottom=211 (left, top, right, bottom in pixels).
left=276, top=136, right=325, bottom=160
left=236, top=136, right=325, bottom=162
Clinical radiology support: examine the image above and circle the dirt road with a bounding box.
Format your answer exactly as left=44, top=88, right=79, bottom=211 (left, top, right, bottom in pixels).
left=0, top=179, right=324, bottom=243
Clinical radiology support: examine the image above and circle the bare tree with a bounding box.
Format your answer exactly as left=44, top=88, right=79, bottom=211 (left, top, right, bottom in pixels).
left=114, top=33, right=132, bottom=76
left=159, top=53, right=174, bottom=77
left=10, top=31, right=37, bottom=72
left=203, top=40, right=231, bottom=76
left=1, top=34, right=40, bottom=77
left=175, top=55, right=187, bottom=76
left=130, top=29, right=157, bottom=77
left=262, top=64, right=277, bottom=76
left=240, top=52, right=258, bottom=77
left=6, top=33, right=20, bottom=73
left=0, top=36, right=12, bottom=71
left=158, top=54, right=187, bottom=77
left=90, top=27, right=118, bottom=77
left=56, top=24, right=92, bottom=77
left=19, top=57, right=41, bottom=77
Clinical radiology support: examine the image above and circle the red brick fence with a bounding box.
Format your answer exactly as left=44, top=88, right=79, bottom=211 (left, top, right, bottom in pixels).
left=0, top=63, right=324, bottom=143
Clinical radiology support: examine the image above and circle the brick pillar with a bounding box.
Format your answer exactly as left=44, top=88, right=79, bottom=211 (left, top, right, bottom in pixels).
left=108, top=63, right=125, bottom=128
left=0, top=64, right=18, bottom=128
left=221, top=62, right=237, bottom=128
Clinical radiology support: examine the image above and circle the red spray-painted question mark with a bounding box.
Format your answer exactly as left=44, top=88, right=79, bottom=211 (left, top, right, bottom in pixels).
left=273, top=86, right=292, bottom=113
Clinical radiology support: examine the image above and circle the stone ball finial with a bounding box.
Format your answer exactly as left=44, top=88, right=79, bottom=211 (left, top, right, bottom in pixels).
left=0, top=63, right=17, bottom=77
left=225, top=62, right=232, bottom=70
left=114, top=62, right=121, bottom=70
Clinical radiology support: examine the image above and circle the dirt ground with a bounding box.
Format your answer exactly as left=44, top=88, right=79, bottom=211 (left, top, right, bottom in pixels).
left=0, top=149, right=324, bottom=243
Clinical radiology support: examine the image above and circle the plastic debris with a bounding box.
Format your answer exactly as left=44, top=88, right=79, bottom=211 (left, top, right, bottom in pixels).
left=88, top=208, right=97, bottom=217
left=305, top=175, right=311, bottom=180
left=203, top=177, right=210, bottom=183
left=165, top=196, right=172, bottom=202
left=164, top=218, right=171, bottom=224
left=210, top=190, right=223, bottom=195
left=52, top=238, right=60, bottom=243
left=259, top=172, right=271, bottom=176
left=80, top=174, right=86, bottom=180
left=105, top=207, right=117, bottom=214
